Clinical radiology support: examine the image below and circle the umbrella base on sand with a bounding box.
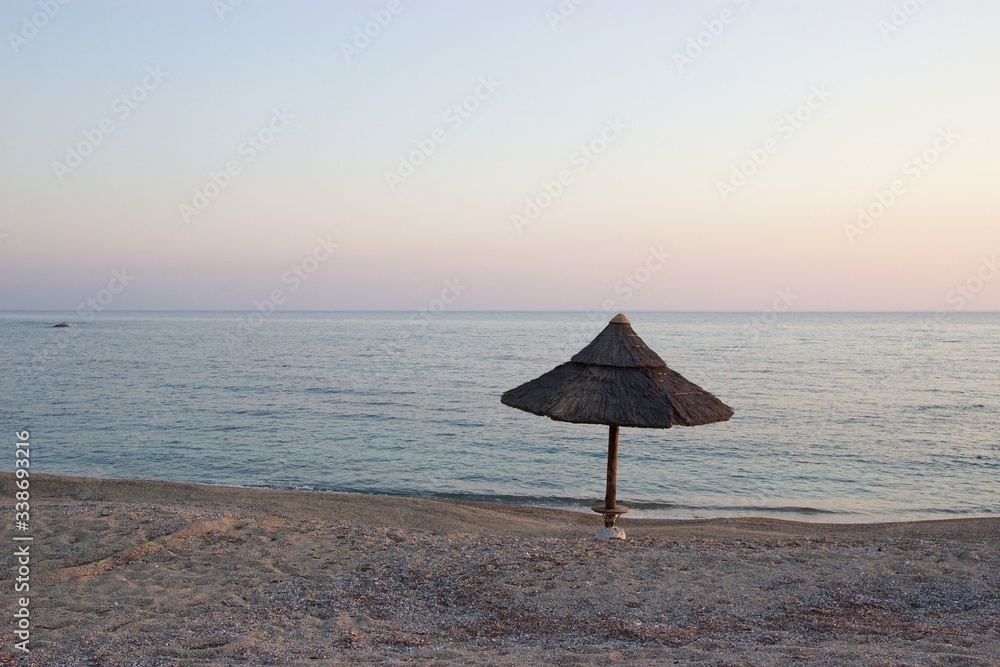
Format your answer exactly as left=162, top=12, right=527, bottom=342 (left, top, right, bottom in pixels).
left=592, top=504, right=629, bottom=540
left=595, top=525, right=627, bottom=540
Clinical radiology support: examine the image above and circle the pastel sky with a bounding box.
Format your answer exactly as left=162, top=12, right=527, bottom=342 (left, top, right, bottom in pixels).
left=1, top=0, right=998, bottom=312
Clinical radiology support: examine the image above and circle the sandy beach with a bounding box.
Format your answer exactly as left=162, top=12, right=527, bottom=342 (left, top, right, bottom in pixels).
left=1, top=473, right=997, bottom=666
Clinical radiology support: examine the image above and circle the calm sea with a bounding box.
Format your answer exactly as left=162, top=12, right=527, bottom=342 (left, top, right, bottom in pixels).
left=2, top=311, right=997, bottom=522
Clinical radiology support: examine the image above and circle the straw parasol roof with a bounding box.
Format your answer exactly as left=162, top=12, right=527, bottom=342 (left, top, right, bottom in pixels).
left=501, top=314, right=733, bottom=538
left=501, top=314, right=733, bottom=428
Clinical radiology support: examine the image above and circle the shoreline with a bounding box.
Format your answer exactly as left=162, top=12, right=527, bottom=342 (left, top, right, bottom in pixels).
left=2, top=473, right=997, bottom=665
left=19, top=472, right=997, bottom=526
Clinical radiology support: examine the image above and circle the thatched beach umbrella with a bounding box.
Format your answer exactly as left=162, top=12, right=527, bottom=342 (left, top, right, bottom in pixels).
left=501, top=314, right=733, bottom=538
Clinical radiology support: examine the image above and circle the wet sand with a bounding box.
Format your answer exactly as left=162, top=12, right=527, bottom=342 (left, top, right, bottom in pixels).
left=1, top=473, right=997, bottom=666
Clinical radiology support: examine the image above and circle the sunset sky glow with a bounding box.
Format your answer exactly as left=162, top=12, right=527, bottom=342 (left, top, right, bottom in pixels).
left=2, top=0, right=999, bottom=312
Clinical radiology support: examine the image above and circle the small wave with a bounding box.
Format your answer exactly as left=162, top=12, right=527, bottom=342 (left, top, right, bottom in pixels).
left=899, top=506, right=996, bottom=516
left=623, top=502, right=844, bottom=515
left=232, top=485, right=848, bottom=517
left=914, top=403, right=988, bottom=412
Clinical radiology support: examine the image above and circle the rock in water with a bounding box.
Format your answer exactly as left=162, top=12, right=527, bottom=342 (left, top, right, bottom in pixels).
left=52, top=323, right=70, bottom=328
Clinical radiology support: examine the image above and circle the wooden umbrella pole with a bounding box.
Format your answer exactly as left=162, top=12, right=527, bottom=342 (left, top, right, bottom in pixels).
left=604, top=424, right=620, bottom=526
